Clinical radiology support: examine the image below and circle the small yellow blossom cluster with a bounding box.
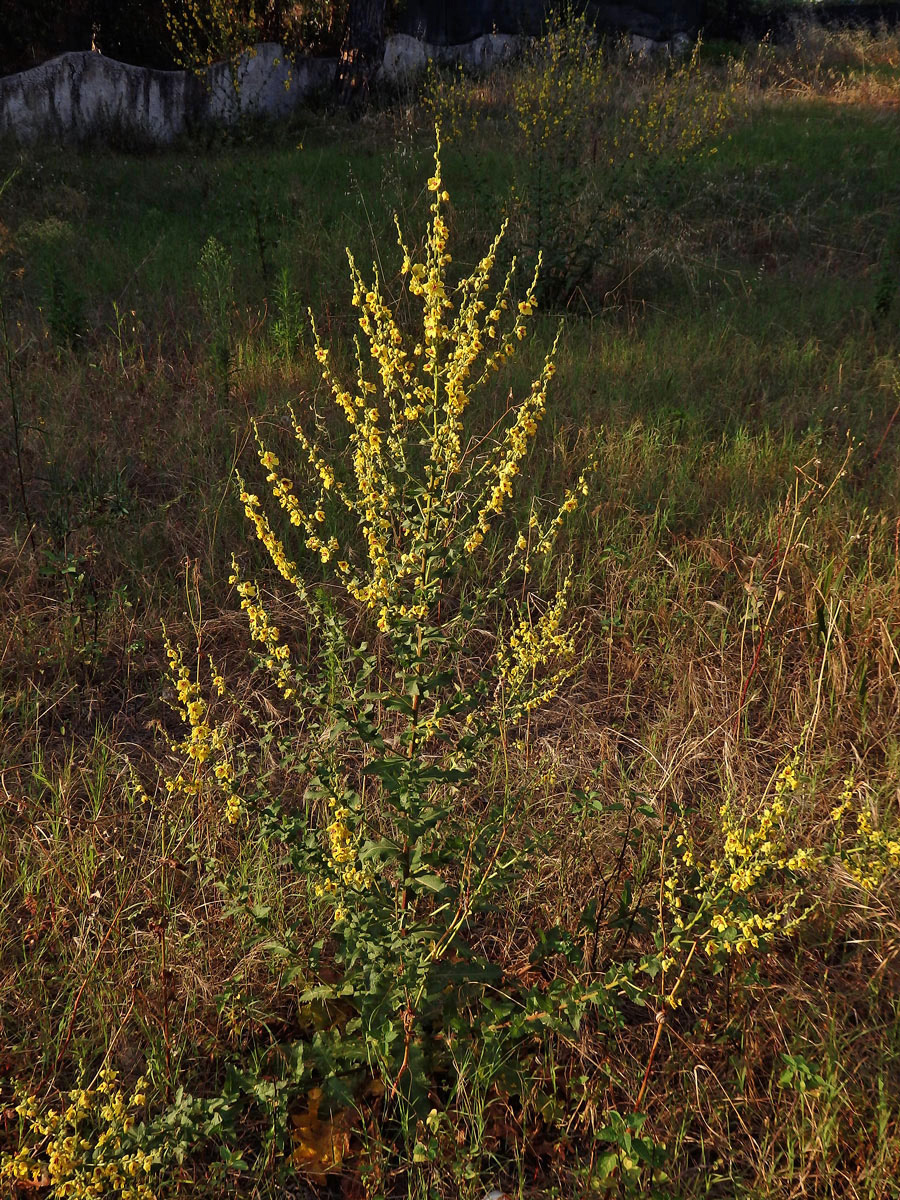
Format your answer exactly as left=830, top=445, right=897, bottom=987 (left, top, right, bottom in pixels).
left=164, top=0, right=260, bottom=82
left=286, top=408, right=337, bottom=493
left=351, top=404, right=394, bottom=623
left=467, top=332, right=557, bottom=554
left=511, top=12, right=734, bottom=173
left=165, top=634, right=214, bottom=764
left=663, top=751, right=809, bottom=962
left=512, top=7, right=607, bottom=153
left=618, top=43, right=736, bottom=166
left=312, top=791, right=374, bottom=921
left=525, top=747, right=560, bottom=792
left=494, top=451, right=596, bottom=585
left=227, top=559, right=297, bottom=703
left=406, top=150, right=454, bottom=352
left=163, top=634, right=243, bottom=824
left=349, top=254, right=418, bottom=436
left=238, top=473, right=317, bottom=592
left=528, top=454, right=597, bottom=561
left=717, top=756, right=800, bottom=893
left=395, top=143, right=535, bottom=503
left=411, top=710, right=444, bottom=744
left=254, top=430, right=341, bottom=568
left=126, top=763, right=151, bottom=808
left=396, top=153, right=537, bottom=472
left=306, top=316, right=397, bottom=626
left=421, top=60, right=479, bottom=143
left=1, top=1068, right=157, bottom=1199
left=830, top=777, right=900, bottom=892
left=497, top=576, right=579, bottom=715
left=829, top=775, right=855, bottom=826
left=663, top=760, right=900, bottom=972
left=240, top=134, right=564, bottom=640
left=704, top=908, right=788, bottom=959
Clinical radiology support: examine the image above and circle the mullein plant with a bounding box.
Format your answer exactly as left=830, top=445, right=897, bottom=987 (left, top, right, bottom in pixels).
left=161, top=135, right=601, bottom=1112
left=657, top=751, right=900, bottom=1006
left=510, top=14, right=735, bottom=306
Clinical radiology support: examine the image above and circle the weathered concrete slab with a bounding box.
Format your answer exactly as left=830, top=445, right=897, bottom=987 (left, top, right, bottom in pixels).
left=380, top=32, right=521, bottom=84
left=0, top=52, right=202, bottom=144
left=204, top=44, right=336, bottom=125
left=0, top=35, right=529, bottom=146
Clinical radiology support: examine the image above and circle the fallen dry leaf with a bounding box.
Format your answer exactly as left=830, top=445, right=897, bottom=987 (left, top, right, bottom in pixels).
left=290, top=1087, right=350, bottom=1179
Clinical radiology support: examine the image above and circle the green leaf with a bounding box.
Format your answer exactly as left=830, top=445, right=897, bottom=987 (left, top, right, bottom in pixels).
left=407, top=872, right=447, bottom=894
left=297, top=984, right=339, bottom=1004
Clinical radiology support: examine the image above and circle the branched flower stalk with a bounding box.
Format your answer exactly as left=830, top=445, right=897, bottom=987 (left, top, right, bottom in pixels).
left=159, top=134, right=604, bottom=1106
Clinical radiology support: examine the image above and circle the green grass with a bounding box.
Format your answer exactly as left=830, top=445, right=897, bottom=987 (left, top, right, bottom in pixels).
left=2, top=33, right=900, bottom=1199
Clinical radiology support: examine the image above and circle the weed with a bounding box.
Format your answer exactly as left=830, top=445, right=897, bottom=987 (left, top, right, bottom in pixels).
left=270, top=264, right=302, bottom=361
left=160, top=141, right=611, bottom=1159
left=426, top=7, right=736, bottom=308
left=197, top=235, right=234, bottom=397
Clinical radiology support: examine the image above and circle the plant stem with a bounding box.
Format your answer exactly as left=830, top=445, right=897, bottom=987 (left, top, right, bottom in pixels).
left=0, top=288, right=35, bottom=558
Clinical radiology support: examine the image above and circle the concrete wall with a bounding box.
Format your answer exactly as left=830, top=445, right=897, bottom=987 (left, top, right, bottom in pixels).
left=0, top=44, right=339, bottom=146
left=0, top=36, right=531, bottom=146
left=0, top=52, right=202, bottom=145
left=381, top=33, right=522, bottom=84
left=2, top=0, right=894, bottom=144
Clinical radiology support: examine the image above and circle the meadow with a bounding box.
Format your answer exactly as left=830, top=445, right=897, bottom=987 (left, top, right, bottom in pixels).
left=1, top=20, right=900, bottom=1198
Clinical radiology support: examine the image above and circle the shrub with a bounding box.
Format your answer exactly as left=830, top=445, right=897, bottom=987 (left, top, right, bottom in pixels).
left=425, top=7, right=737, bottom=308
left=162, top=0, right=348, bottom=78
